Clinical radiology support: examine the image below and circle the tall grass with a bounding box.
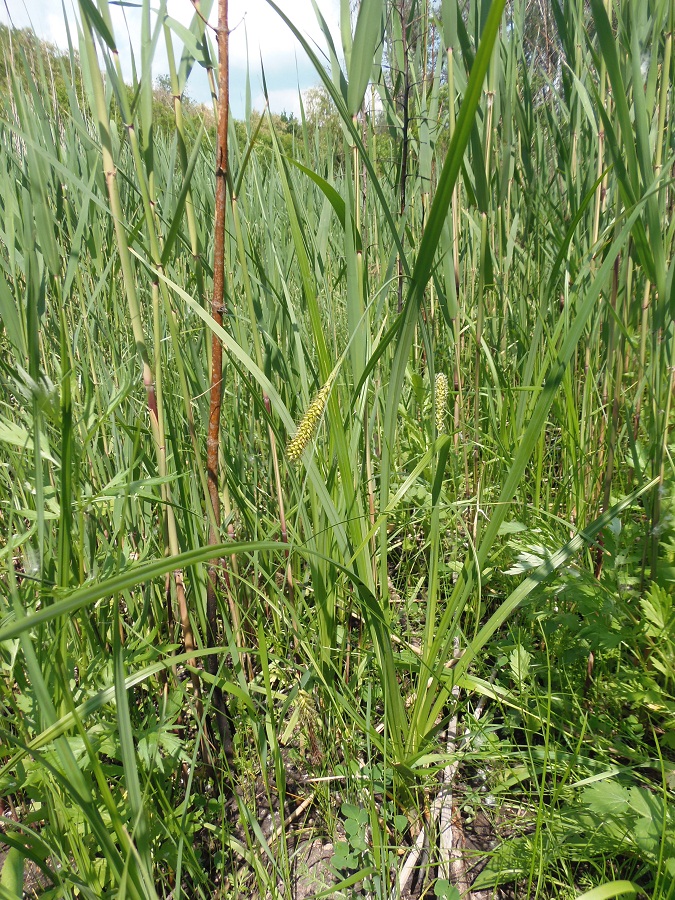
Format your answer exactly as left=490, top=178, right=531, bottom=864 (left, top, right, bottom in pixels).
left=0, top=0, right=673, bottom=897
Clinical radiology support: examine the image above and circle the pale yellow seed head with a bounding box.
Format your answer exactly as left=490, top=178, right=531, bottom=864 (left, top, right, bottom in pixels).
left=287, top=380, right=332, bottom=462
left=435, top=372, right=448, bottom=435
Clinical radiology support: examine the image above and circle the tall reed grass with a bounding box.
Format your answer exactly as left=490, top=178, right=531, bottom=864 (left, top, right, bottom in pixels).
left=0, top=0, right=673, bottom=896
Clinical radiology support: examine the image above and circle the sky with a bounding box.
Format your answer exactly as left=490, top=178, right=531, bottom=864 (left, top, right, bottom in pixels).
left=0, top=0, right=342, bottom=119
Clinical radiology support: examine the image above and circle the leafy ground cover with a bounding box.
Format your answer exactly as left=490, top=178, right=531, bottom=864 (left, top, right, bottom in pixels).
left=0, top=0, right=673, bottom=897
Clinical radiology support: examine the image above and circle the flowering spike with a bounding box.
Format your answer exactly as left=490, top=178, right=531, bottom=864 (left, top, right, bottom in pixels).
left=287, top=380, right=332, bottom=462
left=434, top=372, right=448, bottom=435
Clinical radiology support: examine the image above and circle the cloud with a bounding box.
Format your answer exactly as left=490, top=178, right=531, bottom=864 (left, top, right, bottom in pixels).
left=45, top=11, right=71, bottom=48
left=214, top=0, right=343, bottom=115
left=250, top=85, right=304, bottom=116
left=229, top=0, right=340, bottom=70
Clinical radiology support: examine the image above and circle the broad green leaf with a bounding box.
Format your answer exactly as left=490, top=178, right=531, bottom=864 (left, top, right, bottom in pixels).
left=0, top=849, right=23, bottom=899
left=347, top=0, right=385, bottom=116
left=575, top=882, right=639, bottom=900
left=0, top=270, right=25, bottom=356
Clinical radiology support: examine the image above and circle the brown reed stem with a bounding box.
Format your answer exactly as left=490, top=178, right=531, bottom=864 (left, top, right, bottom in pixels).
left=206, top=0, right=233, bottom=759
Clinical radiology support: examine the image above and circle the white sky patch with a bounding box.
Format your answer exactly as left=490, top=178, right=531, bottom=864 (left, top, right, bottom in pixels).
left=250, top=85, right=304, bottom=117
left=229, top=0, right=337, bottom=69
left=45, top=11, right=70, bottom=48
left=1, top=0, right=342, bottom=117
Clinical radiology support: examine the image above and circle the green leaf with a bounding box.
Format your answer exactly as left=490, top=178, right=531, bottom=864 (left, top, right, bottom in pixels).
left=0, top=269, right=25, bottom=356
left=316, top=866, right=377, bottom=897
left=394, top=814, right=408, bottom=833
left=0, top=848, right=24, bottom=898
left=164, top=15, right=211, bottom=69
left=582, top=781, right=631, bottom=816
left=175, top=0, right=214, bottom=89
left=435, top=879, right=460, bottom=900
left=509, top=645, right=532, bottom=682
left=0, top=541, right=284, bottom=642
left=287, top=157, right=362, bottom=252
left=347, top=0, right=384, bottom=116
left=79, top=0, right=118, bottom=51
left=574, top=882, right=639, bottom=900
left=342, top=802, right=369, bottom=824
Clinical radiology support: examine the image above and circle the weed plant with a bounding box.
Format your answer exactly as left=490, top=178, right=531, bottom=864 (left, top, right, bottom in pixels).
left=0, top=0, right=673, bottom=898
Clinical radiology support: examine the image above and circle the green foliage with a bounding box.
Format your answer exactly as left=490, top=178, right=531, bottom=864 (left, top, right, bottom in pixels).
left=0, top=0, right=673, bottom=897
left=0, top=24, right=83, bottom=121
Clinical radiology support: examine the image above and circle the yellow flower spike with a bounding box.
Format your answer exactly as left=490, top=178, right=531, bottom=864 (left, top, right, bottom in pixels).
left=434, top=372, right=448, bottom=435
left=287, top=379, right=333, bottom=462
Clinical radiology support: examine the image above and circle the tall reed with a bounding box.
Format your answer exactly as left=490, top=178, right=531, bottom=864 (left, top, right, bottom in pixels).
left=0, top=0, right=672, bottom=895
